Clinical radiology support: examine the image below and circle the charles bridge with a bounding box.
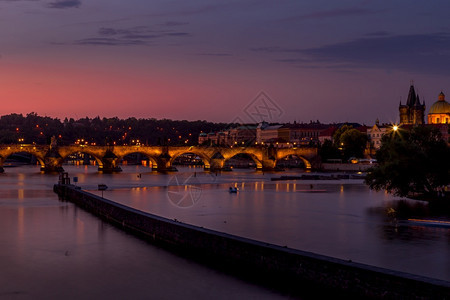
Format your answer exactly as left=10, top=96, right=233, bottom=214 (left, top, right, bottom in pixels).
left=0, top=144, right=319, bottom=173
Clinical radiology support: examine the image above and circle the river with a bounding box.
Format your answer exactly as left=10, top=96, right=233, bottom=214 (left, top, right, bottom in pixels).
left=0, top=165, right=449, bottom=299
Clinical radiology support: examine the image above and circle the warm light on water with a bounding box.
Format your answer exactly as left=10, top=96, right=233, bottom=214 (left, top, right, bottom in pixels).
left=77, top=165, right=449, bottom=282
left=0, top=164, right=448, bottom=299
left=0, top=166, right=286, bottom=299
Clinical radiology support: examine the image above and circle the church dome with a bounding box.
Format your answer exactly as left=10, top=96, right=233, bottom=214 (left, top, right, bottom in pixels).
left=429, top=92, right=450, bottom=114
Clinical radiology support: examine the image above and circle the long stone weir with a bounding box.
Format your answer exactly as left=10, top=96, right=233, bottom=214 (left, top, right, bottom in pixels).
left=53, top=183, right=450, bottom=299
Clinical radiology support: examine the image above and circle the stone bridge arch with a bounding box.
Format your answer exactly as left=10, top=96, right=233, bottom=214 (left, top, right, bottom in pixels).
left=222, top=148, right=264, bottom=169
left=276, top=153, right=310, bottom=169
left=168, top=147, right=212, bottom=170
left=0, top=145, right=47, bottom=172
left=57, top=147, right=105, bottom=169
left=275, top=147, right=318, bottom=169
left=115, top=150, right=159, bottom=170
left=111, top=146, right=163, bottom=170
left=0, top=144, right=320, bottom=173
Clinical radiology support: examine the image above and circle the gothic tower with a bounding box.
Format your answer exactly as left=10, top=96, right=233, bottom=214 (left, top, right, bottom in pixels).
left=399, top=83, right=425, bottom=125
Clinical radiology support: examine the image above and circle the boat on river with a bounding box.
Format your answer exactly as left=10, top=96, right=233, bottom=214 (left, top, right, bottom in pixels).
left=229, top=187, right=238, bottom=193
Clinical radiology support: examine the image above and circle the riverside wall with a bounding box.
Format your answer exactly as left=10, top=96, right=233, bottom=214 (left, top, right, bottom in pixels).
left=321, top=163, right=373, bottom=172
left=54, top=184, right=450, bottom=299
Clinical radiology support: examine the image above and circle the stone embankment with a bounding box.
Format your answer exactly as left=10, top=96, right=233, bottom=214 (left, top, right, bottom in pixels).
left=54, top=183, right=450, bottom=299
left=321, top=162, right=374, bottom=172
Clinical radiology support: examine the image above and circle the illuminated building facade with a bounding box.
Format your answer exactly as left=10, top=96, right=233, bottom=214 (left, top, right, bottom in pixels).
left=427, top=91, right=450, bottom=124
left=367, top=120, right=389, bottom=150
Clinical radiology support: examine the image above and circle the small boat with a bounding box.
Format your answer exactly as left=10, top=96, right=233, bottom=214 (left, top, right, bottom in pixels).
left=229, top=187, right=238, bottom=193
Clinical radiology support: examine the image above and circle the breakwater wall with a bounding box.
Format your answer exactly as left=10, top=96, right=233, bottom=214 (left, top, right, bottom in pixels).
left=54, top=184, right=450, bottom=299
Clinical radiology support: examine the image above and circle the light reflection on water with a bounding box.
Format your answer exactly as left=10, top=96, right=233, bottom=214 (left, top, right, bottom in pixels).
left=0, top=164, right=449, bottom=288
left=0, top=165, right=287, bottom=299
left=82, top=165, right=449, bottom=282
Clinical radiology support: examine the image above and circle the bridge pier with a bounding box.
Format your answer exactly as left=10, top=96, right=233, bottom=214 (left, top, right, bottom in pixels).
left=155, top=153, right=178, bottom=172
left=260, top=159, right=277, bottom=171
left=209, top=152, right=225, bottom=171
left=99, top=150, right=122, bottom=173
left=210, top=159, right=225, bottom=171
left=43, top=151, right=64, bottom=173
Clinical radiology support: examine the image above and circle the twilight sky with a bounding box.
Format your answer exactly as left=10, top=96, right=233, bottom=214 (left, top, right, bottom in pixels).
left=1, top=0, right=450, bottom=125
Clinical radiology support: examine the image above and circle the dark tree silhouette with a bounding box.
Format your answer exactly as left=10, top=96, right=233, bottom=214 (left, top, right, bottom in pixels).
left=365, top=126, right=450, bottom=199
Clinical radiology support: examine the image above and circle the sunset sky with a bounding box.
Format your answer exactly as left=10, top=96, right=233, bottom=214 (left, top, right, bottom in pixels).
left=1, top=0, right=450, bottom=125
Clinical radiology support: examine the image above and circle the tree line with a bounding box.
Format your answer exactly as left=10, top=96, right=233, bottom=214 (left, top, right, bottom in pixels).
left=0, top=113, right=229, bottom=146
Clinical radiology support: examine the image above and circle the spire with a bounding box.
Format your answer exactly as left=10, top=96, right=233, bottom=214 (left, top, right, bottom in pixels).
left=438, top=91, right=445, bottom=101
left=406, top=84, right=416, bottom=107
left=414, top=94, right=422, bottom=106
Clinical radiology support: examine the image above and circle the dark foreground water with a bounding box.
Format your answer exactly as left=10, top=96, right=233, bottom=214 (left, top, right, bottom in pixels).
left=0, top=166, right=286, bottom=299
left=0, top=165, right=449, bottom=299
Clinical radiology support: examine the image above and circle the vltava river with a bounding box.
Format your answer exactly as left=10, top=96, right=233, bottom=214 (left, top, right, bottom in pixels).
left=0, top=165, right=449, bottom=298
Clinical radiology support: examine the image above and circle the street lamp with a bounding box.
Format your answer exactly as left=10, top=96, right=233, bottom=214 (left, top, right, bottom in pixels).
left=390, top=124, right=402, bottom=139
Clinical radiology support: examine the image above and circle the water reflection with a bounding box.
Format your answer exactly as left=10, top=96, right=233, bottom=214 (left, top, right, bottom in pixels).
left=89, top=166, right=449, bottom=282
left=381, top=222, right=447, bottom=242
left=1, top=165, right=449, bottom=284
left=0, top=166, right=286, bottom=299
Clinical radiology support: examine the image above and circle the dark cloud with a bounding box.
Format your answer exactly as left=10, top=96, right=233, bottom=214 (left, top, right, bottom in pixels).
left=72, top=26, right=190, bottom=46
left=301, top=33, right=450, bottom=75
left=252, top=33, right=450, bottom=75
left=98, top=28, right=120, bottom=36
left=98, top=26, right=150, bottom=36
left=251, top=46, right=302, bottom=53
left=301, top=8, right=383, bottom=19
left=74, top=38, right=147, bottom=46
left=98, top=27, right=189, bottom=38
left=139, top=1, right=270, bottom=19
left=121, top=34, right=160, bottom=39
left=48, top=0, right=81, bottom=9
left=280, top=7, right=385, bottom=22
left=303, top=33, right=450, bottom=71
